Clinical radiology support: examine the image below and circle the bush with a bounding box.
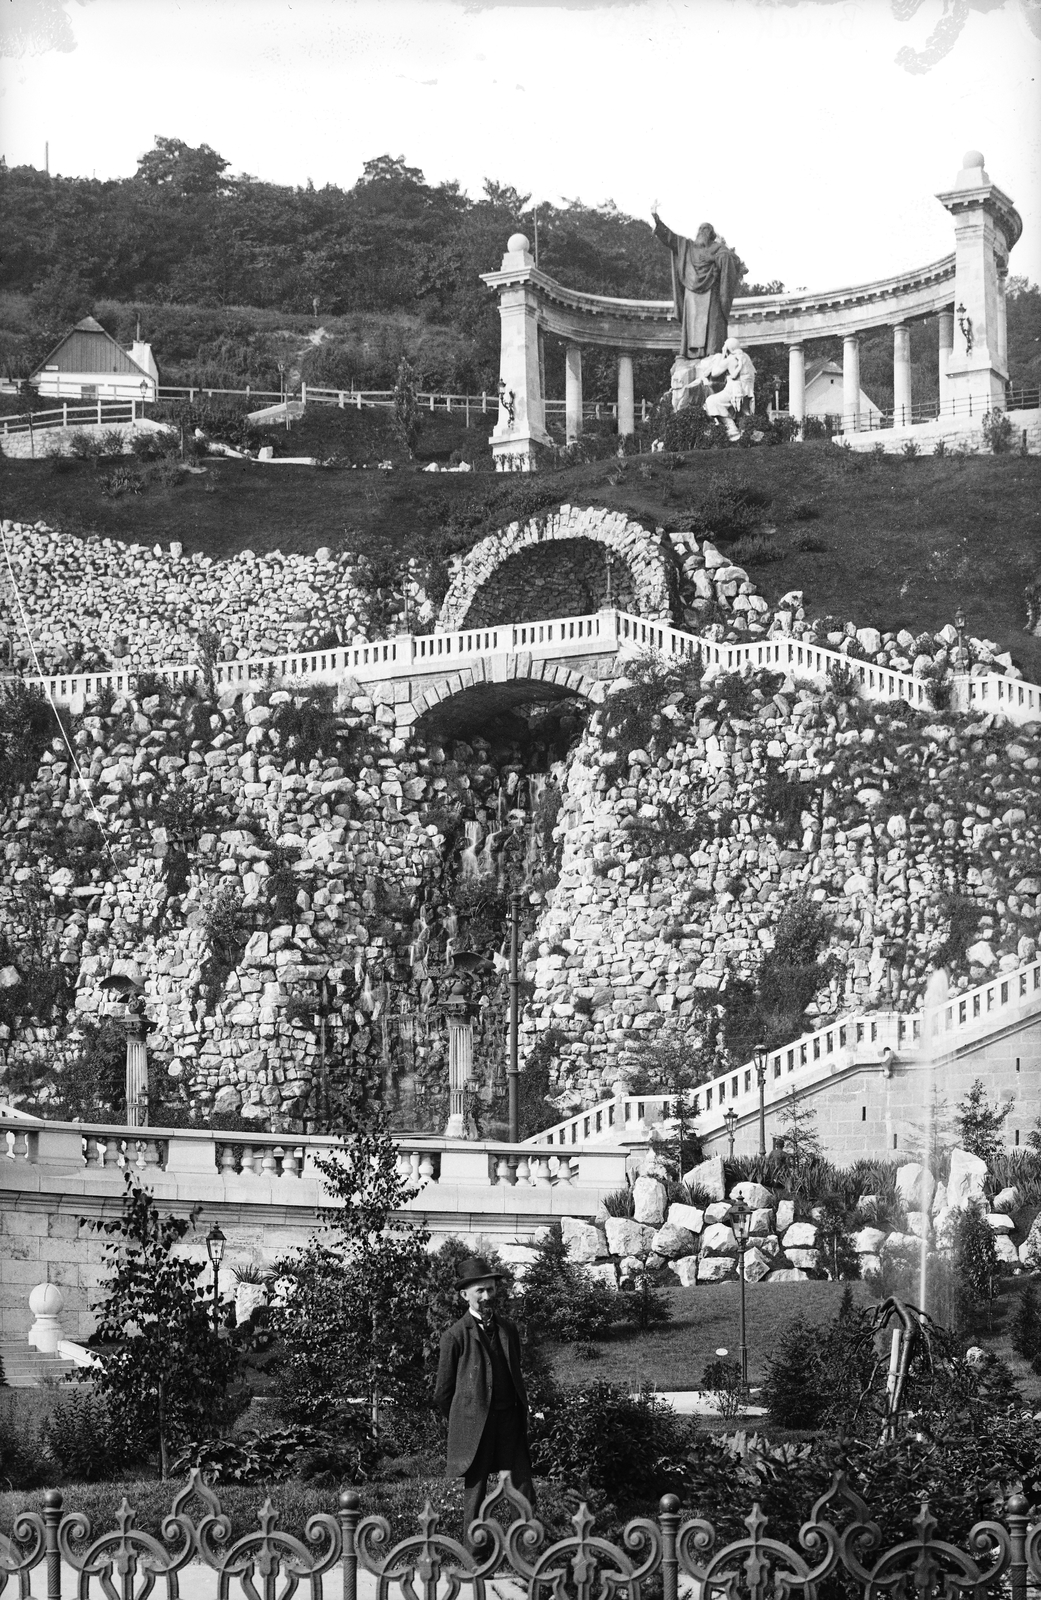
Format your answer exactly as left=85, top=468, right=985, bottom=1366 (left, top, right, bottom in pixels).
left=981, top=409, right=1014, bottom=454
left=616, top=1276, right=672, bottom=1332
left=515, top=1223, right=618, bottom=1344
left=761, top=1316, right=826, bottom=1428
left=601, top=1186, right=634, bottom=1218
left=40, top=1390, right=116, bottom=1482
left=531, top=1380, right=694, bottom=1498
left=173, top=1424, right=377, bottom=1485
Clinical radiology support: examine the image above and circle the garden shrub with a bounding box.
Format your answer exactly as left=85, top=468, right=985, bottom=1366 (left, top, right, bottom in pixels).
left=40, top=1391, right=116, bottom=1482
left=515, top=1223, right=617, bottom=1344
left=173, top=1425, right=377, bottom=1486
left=531, top=1380, right=694, bottom=1499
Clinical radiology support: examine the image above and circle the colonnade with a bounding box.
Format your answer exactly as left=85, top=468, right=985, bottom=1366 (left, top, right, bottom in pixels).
left=481, top=152, right=1023, bottom=467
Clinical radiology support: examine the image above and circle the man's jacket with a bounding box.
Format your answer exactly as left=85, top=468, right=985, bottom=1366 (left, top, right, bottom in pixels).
left=434, top=1310, right=528, bottom=1477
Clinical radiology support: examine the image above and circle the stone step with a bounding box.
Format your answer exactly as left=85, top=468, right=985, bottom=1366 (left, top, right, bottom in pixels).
left=0, top=1342, right=79, bottom=1387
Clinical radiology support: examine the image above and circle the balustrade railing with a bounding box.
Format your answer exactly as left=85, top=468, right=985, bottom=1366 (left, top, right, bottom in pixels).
left=529, top=953, right=1041, bottom=1149
left=0, top=1118, right=628, bottom=1198
left=1, top=1469, right=1038, bottom=1600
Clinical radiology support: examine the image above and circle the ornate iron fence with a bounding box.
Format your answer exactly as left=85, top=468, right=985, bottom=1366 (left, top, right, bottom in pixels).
left=1, top=1470, right=1039, bottom=1600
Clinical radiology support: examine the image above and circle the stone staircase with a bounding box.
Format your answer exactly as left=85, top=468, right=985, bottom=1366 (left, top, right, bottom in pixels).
left=0, top=1341, right=80, bottom=1387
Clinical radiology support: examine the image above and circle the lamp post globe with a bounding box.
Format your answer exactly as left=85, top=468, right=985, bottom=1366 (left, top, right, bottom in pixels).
left=205, top=1223, right=226, bottom=1331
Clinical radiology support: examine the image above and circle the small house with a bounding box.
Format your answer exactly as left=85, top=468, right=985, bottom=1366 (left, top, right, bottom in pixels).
left=804, top=357, right=882, bottom=428
left=31, top=316, right=159, bottom=402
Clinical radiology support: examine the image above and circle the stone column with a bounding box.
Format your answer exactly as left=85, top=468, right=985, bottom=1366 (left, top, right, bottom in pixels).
left=842, top=334, right=861, bottom=433
left=787, top=344, right=805, bottom=423
left=565, top=344, right=583, bottom=445
left=444, top=984, right=473, bottom=1139
left=485, top=233, right=553, bottom=469
left=617, top=353, right=635, bottom=438
left=936, top=150, right=1022, bottom=417
left=892, top=324, right=912, bottom=426
left=938, top=309, right=954, bottom=415
left=125, top=1013, right=148, bottom=1127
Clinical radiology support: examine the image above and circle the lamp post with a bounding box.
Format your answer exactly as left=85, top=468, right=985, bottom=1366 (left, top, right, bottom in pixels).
left=508, top=889, right=523, bottom=1142
left=954, top=606, right=966, bottom=667
left=205, top=1223, right=226, bottom=1332
left=753, top=1042, right=768, bottom=1157
left=723, top=1106, right=737, bottom=1160
left=733, top=1201, right=749, bottom=1398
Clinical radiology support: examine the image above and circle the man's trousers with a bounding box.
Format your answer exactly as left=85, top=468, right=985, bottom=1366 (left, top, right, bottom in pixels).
left=462, top=1405, right=535, bottom=1541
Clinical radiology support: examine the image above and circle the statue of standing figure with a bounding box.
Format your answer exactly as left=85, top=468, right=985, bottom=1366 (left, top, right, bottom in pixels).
left=652, top=210, right=743, bottom=361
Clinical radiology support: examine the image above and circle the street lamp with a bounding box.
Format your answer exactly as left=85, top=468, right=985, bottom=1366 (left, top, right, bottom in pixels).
left=732, top=1201, right=749, bottom=1398
left=205, top=1223, right=226, bottom=1331
left=954, top=606, right=966, bottom=666
left=753, top=1042, right=768, bottom=1157
left=723, top=1106, right=737, bottom=1160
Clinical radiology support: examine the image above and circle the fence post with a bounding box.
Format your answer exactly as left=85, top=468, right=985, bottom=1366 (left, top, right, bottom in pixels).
left=301, top=382, right=308, bottom=406
left=44, top=1488, right=62, bottom=1600
left=1006, top=1494, right=1028, bottom=1600
left=356, top=393, right=362, bottom=411
left=339, top=391, right=345, bottom=409
left=429, top=394, right=435, bottom=412
left=482, top=391, right=487, bottom=414
left=339, top=1490, right=361, bottom=1600
left=63, top=402, right=68, bottom=428
left=96, top=400, right=102, bottom=427
left=465, top=395, right=470, bottom=427
left=659, top=1494, right=679, bottom=1600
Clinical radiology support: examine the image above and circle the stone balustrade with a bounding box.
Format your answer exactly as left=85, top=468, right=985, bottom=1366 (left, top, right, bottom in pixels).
left=13, top=606, right=1041, bottom=728
left=0, top=1119, right=631, bottom=1218
left=528, top=954, right=1041, bottom=1151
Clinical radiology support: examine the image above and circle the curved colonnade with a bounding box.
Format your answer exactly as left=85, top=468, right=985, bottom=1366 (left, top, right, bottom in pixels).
left=480, top=153, right=1024, bottom=463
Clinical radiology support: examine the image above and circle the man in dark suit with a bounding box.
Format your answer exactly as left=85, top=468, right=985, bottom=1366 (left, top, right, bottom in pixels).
left=434, top=1255, right=535, bottom=1541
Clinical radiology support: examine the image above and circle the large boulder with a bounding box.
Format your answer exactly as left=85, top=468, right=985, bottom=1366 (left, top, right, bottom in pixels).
left=993, top=1235, right=1018, bottom=1265
left=632, top=1173, right=668, bottom=1227
left=905, top=1211, right=931, bottom=1240
left=604, top=1217, right=656, bottom=1258
left=896, top=1163, right=935, bottom=1211
left=765, top=1268, right=813, bottom=1283
left=730, top=1181, right=773, bottom=1210
left=859, top=1253, right=882, bottom=1278
left=669, top=1254, right=700, bottom=1287
left=775, top=1199, right=796, bottom=1233
left=992, top=1187, right=1020, bottom=1215
left=747, top=1207, right=773, bottom=1236
left=583, top=1260, right=619, bottom=1289
left=704, top=1201, right=734, bottom=1224
left=666, top=1202, right=705, bottom=1234
left=561, top=1217, right=608, bottom=1264
left=683, top=1155, right=726, bottom=1201
left=1019, top=1213, right=1041, bottom=1267
left=651, top=1222, right=698, bottom=1259
left=986, top=1212, right=1015, bottom=1234
left=742, top=1246, right=772, bottom=1283
left=853, top=1226, right=887, bottom=1255
left=881, top=1230, right=922, bottom=1257
left=701, top=1222, right=739, bottom=1256
left=697, top=1256, right=736, bottom=1283
left=947, top=1147, right=987, bottom=1209
left=782, top=1222, right=818, bottom=1250
left=786, top=1248, right=821, bottom=1272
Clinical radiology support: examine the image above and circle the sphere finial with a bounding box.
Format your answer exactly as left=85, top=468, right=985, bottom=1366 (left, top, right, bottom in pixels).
left=507, top=232, right=530, bottom=254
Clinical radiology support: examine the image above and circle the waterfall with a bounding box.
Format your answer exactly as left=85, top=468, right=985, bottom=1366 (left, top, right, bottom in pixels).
left=460, top=820, right=481, bottom=880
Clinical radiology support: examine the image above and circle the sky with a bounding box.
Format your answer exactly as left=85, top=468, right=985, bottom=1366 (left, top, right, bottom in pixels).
left=0, top=0, right=1039, bottom=292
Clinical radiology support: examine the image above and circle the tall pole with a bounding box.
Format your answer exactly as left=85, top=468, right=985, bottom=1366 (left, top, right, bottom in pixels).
left=754, top=1044, right=767, bottom=1158
left=508, top=890, right=522, bottom=1141
left=736, top=1204, right=748, bottom=1397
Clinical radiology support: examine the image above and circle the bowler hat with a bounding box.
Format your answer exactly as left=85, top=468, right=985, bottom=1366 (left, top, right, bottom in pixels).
left=454, top=1255, right=505, bottom=1288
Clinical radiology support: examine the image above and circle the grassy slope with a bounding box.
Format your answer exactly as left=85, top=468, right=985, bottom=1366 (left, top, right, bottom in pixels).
left=2, top=414, right=1040, bottom=677
left=541, top=1279, right=1041, bottom=1402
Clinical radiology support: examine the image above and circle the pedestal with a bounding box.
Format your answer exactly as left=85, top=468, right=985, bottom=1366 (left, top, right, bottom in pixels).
left=488, top=235, right=554, bottom=471
left=445, top=1014, right=474, bottom=1139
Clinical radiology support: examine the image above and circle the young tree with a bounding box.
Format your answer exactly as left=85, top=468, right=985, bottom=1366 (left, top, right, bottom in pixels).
left=955, top=1078, right=1014, bottom=1166
left=761, top=1316, right=827, bottom=1428
left=86, top=1176, right=238, bottom=1477
left=515, top=1221, right=617, bottom=1344
left=778, top=1087, right=823, bottom=1174
left=950, top=1199, right=999, bottom=1337
left=273, top=1110, right=435, bottom=1433
left=392, top=356, right=421, bottom=457
left=1010, top=1283, right=1041, bottom=1372
left=623, top=1020, right=717, bottom=1176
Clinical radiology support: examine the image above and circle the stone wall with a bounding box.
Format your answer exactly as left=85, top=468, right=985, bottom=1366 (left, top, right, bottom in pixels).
left=522, top=669, right=1041, bottom=1106
left=840, top=406, right=1041, bottom=456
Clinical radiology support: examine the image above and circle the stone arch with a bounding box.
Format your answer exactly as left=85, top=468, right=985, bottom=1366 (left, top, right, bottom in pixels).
left=408, top=655, right=606, bottom=738
left=437, top=504, right=673, bottom=631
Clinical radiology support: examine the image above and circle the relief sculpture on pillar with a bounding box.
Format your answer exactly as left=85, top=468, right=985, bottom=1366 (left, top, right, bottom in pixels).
left=652, top=205, right=745, bottom=410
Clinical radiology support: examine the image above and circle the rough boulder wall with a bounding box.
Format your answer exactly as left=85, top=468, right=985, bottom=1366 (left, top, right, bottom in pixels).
left=520, top=664, right=1041, bottom=1109
left=0, top=677, right=570, bottom=1132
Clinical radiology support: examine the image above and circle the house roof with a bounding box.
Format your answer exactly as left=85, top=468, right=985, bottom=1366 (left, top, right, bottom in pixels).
left=805, top=358, right=842, bottom=385
left=33, top=316, right=150, bottom=379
